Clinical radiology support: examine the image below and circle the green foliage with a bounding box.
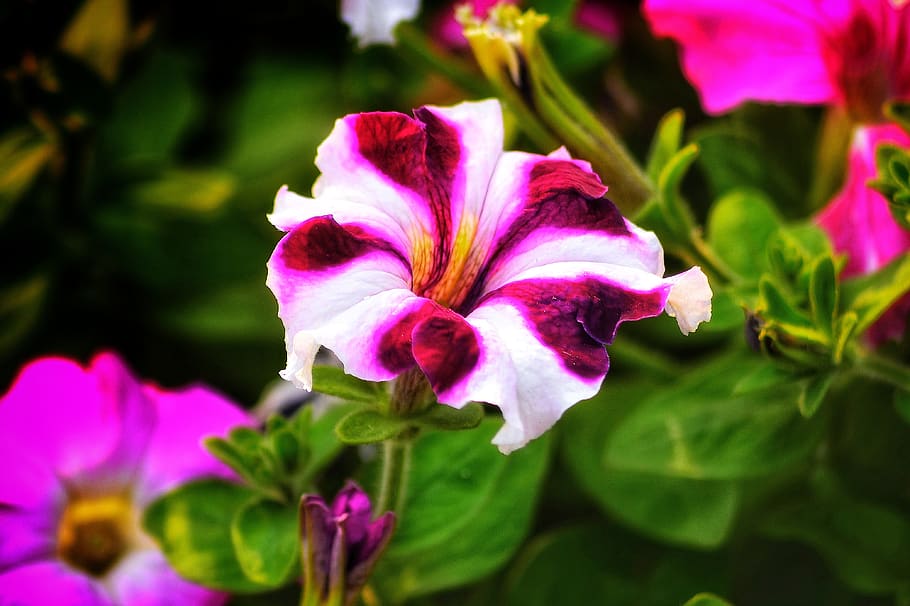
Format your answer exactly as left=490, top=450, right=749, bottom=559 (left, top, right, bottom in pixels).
left=335, top=402, right=484, bottom=445
left=205, top=404, right=354, bottom=500
left=762, top=472, right=910, bottom=596
left=682, top=594, right=733, bottom=606
left=144, top=480, right=269, bottom=593
left=311, top=365, right=386, bottom=404
left=232, top=498, right=300, bottom=587
left=605, top=353, right=822, bottom=480
left=561, top=380, right=739, bottom=548
left=374, top=419, right=550, bottom=602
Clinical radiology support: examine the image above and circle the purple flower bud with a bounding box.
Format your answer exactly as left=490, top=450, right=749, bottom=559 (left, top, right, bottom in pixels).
left=300, top=482, right=396, bottom=606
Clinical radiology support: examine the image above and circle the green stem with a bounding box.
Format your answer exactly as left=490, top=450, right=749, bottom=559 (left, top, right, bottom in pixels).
left=531, top=44, right=653, bottom=212
left=684, top=231, right=737, bottom=286
left=394, top=22, right=492, bottom=98
left=852, top=350, right=910, bottom=392
left=376, top=438, right=412, bottom=517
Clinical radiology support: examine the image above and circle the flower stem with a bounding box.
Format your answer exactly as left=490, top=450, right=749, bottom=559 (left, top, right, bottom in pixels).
left=852, top=350, right=910, bottom=392
left=376, top=438, right=412, bottom=517
left=394, top=22, right=492, bottom=99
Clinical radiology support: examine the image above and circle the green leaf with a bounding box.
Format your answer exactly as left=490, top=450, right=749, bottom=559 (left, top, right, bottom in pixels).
left=763, top=475, right=910, bottom=595
left=99, top=49, right=200, bottom=164
left=415, top=402, right=484, bottom=431
left=374, top=419, right=550, bottom=601
left=335, top=408, right=405, bottom=445
left=0, top=273, right=49, bottom=357
left=885, top=101, right=910, bottom=133
left=655, top=143, right=699, bottom=239
left=733, top=363, right=794, bottom=395
left=0, top=128, right=53, bottom=223
left=808, top=256, right=838, bottom=337
left=561, top=380, right=739, bottom=548
left=797, top=372, right=835, bottom=418
left=606, top=352, right=822, bottom=480
left=231, top=498, right=299, bottom=587
left=312, top=365, right=384, bottom=404
left=646, top=109, right=685, bottom=182
left=203, top=437, right=262, bottom=487
left=127, top=168, right=236, bottom=216
left=505, top=525, right=644, bottom=606
left=896, top=389, right=910, bottom=425
left=842, top=253, right=910, bottom=334
left=308, top=402, right=360, bottom=475
left=59, top=0, right=129, bottom=82
left=682, top=593, right=733, bottom=606
left=143, top=480, right=268, bottom=593
left=707, top=189, right=781, bottom=279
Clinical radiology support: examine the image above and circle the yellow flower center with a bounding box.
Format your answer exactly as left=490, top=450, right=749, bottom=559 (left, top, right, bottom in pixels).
left=413, top=213, right=485, bottom=310
left=57, top=493, right=137, bottom=576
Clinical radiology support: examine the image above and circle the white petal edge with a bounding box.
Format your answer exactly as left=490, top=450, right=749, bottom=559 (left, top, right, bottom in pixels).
left=663, top=266, right=713, bottom=335
left=340, top=0, right=420, bottom=47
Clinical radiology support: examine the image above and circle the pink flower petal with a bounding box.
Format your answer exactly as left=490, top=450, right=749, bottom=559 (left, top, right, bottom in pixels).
left=0, top=560, right=114, bottom=606
left=133, top=385, right=253, bottom=505
left=106, top=550, right=227, bottom=606
left=643, top=0, right=839, bottom=113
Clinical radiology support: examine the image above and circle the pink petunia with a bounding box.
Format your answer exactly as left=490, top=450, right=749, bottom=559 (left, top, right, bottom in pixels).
left=0, top=353, right=253, bottom=605
left=643, top=0, right=910, bottom=120
left=817, top=124, right=910, bottom=343
left=266, top=99, right=711, bottom=454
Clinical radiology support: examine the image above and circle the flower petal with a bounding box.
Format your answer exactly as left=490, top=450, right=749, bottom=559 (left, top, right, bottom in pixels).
left=817, top=124, right=910, bottom=277
left=107, top=549, right=227, bottom=606
left=134, top=385, right=253, bottom=505
left=437, top=265, right=670, bottom=453
left=267, top=216, right=412, bottom=388
left=663, top=266, right=713, bottom=335
left=642, top=0, right=839, bottom=113
left=0, top=354, right=156, bottom=493
left=0, top=560, right=114, bottom=606
left=468, top=151, right=665, bottom=305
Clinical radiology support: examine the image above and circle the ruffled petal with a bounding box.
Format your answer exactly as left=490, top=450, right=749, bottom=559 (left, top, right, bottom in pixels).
left=107, top=549, right=227, bottom=606
left=472, top=150, right=665, bottom=302
left=0, top=354, right=156, bottom=494
left=642, top=0, right=840, bottom=113
left=267, top=216, right=412, bottom=388
left=436, top=263, right=671, bottom=453
left=663, top=267, right=713, bottom=335
left=134, top=385, right=253, bottom=505
left=0, top=560, right=114, bottom=606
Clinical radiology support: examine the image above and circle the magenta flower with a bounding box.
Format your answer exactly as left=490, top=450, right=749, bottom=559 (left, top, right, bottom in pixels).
left=643, top=0, right=910, bottom=120
left=300, top=482, right=395, bottom=606
left=817, top=124, right=910, bottom=343
left=0, top=353, right=252, bottom=605
left=266, top=99, right=711, bottom=453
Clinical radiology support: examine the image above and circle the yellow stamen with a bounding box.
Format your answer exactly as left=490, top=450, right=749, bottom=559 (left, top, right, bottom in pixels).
left=57, top=493, right=137, bottom=576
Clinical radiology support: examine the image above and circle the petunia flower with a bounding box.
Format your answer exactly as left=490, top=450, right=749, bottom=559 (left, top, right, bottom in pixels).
left=299, top=482, right=395, bottom=606
left=266, top=98, right=711, bottom=454
left=0, top=353, right=252, bottom=605
left=817, top=124, right=910, bottom=344
left=340, top=0, right=421, bottom=47
left=642, top=0, right=910, bottom=120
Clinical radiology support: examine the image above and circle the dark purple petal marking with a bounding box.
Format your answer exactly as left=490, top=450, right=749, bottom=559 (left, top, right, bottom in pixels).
left=376, top=301, right=438, bottom=374
left=412, top=310, right=480, bottom=394
left=281, top=216, right=406, bottom=272
left=462, top=159, right=630, bottom=312
left=354, top=109, right=462, bottom=296
left=484, top=277, right=668, bottom=378
left=496, top=159, right=627, bottom=252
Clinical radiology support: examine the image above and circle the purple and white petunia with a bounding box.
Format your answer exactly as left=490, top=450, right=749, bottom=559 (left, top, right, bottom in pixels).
left=0, top=353, right=252, bottom=606
left=266, top=99, right=711, bottom=453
